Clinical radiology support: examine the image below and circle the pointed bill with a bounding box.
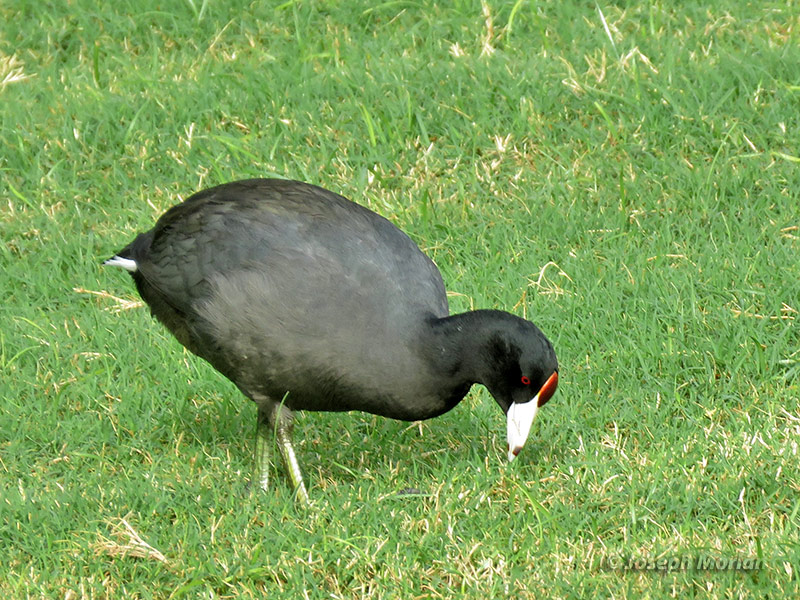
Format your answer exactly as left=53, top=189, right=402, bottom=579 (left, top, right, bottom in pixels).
left=506, top=398, right=539, bottom=461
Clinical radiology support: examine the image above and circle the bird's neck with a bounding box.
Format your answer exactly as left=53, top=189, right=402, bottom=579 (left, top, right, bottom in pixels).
left=421, top=310, right=504, bottom=387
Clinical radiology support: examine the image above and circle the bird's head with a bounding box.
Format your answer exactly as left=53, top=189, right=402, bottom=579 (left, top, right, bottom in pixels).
left=478, top=315, right=559, bottom=461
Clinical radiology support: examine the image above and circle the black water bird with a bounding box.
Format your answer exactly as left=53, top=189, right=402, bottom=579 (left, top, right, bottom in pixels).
left=106, top=179, right=559, bottom=502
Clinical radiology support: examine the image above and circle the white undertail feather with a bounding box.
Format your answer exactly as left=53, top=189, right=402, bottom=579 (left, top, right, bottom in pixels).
left=104, top=256, right=138, bottom=272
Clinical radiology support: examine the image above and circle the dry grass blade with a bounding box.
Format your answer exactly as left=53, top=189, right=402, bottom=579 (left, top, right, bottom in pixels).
left=0, top=52, right=33, bottom=88
left=93, top=518, right=168, bottom=564
left=73, top=287, right=144, bottom=312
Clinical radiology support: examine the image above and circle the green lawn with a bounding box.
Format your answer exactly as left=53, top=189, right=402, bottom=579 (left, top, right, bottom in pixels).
left=2, top=1, right=798, bottom=597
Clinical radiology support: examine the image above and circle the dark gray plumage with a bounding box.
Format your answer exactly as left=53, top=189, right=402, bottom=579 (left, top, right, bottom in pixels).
left=106, top=178, right=558, bottom=502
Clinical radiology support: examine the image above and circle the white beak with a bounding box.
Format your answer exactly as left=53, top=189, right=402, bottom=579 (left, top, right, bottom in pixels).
left=506, top=397, right=539, bottom=461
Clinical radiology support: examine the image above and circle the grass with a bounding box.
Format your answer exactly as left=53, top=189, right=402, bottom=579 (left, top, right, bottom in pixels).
left=1, top=0, right=799, bottom=597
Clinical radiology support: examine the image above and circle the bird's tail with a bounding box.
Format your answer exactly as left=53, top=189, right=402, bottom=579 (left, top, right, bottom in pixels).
left=103, top=256, right=138, bottom=272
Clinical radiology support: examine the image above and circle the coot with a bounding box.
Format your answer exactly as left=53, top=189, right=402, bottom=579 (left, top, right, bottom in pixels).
left=106, top=179, right=558, bottom=502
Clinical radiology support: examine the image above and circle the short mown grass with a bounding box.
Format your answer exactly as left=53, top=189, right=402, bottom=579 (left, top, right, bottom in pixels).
left=2, top=1, right=798, bottom=598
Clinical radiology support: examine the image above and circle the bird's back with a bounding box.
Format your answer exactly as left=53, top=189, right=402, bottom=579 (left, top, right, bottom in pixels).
left=118, top=179, right=451, bottom=418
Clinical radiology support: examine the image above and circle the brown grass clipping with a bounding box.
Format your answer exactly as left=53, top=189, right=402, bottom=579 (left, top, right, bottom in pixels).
left=93, top=516, right=167, bottom=565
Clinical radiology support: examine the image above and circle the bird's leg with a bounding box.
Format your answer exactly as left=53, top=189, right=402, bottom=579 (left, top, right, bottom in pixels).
left=273, top=407, right=309, bottom=505
left=254, top=400, right=308, bottom=505
left=255, top=404, right=273, bottom=491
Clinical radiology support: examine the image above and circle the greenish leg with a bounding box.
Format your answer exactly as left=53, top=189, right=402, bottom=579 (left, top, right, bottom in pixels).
left=276, top=418, right=309, bottom=505
left=255, top=409, right=272, bottom=491
left=255, top=403, right=309, bottom=505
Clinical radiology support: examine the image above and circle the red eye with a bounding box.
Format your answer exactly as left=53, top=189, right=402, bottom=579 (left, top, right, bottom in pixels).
left=521, top=376, right=531, bottom=385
